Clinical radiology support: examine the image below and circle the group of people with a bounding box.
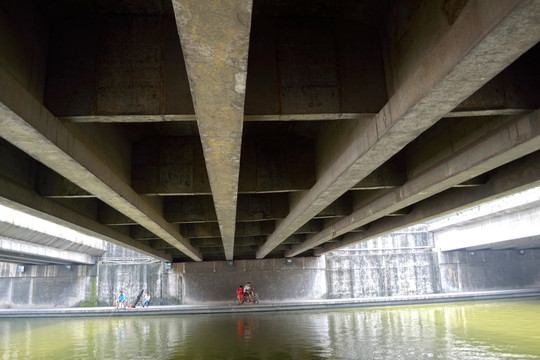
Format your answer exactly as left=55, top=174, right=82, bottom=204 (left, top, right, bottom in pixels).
left=115, top=284, right=255, bottom=308
left=236, top=282, right=256, bottom=304
left=115, top=290, right=151, bottom=309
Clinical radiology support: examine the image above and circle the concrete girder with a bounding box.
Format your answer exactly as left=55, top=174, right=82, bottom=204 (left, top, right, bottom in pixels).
left=0, top=237, right=97, bottom=265
left=236, top=194, right=289, bottom=221
left=131, top=226, right=160, bottom=240
left=0, top=220, right=105, bottom=257
left=0, top=176, right=172, bottom=262
left=180, top=220, right=275, bottom=239
left=36, top=166, right=92, bottom=198
left=350, top=158, right=406, bottom=190
left=164, top=196, right=217, bottom=223
left=132, top=136, right=210, bottom=196
left=316, top=150, right=540, bottom=255
left=98, top=203, right=137, bottom=226
left=0, top=65, right=201, bottom=261
left=58, top=43, right=540, bottom=123
left=288, top=110, right=540, bottom=257
left=282, top=235, right=305, bottom=245
left=60, top=109, right=535, bottom=124
left=314, top=195, right=352, bottom=219
left=293, top=220, right=324, bottom=235
left=172, top=0, right=253, bottom=260
left=257, top=0, right=540, bottom=259
left=163, top=193, right=289, bottom=224
left=131, top=135, right=315, bottom=196
left=238, top=135, right=316, bottom=194
left=190, top=237, right=267, bottom=248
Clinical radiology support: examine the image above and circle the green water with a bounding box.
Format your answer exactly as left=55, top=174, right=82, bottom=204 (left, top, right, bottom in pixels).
left=1, top=298, right=539, bottom=359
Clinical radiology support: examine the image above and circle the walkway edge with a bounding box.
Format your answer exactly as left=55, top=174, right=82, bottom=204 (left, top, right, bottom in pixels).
left=1, top=288, right=539, bottom=318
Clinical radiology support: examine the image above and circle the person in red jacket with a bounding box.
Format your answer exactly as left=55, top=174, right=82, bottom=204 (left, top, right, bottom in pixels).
left=236, top=285, right=244, bottom=304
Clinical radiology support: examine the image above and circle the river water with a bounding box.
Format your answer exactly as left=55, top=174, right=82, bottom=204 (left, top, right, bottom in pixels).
left=1, top=298, right=539, bottom=359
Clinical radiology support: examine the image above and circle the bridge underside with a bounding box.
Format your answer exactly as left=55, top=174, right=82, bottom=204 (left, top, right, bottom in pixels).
left=0, top=0, right=539, bottom=263
left=433, top=197, right=540, bottom=252
left=0, top=219, right=106, bottom=265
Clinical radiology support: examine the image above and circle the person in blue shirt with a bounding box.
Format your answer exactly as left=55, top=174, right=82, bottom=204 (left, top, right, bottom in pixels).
left=115, top=290, right=126, bottom=309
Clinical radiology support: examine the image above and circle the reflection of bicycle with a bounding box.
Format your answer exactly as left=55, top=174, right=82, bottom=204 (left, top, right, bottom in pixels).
left=242, top=292, right=259, bottom=304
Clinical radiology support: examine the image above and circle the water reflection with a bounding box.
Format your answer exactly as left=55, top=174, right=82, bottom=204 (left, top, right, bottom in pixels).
left=0, top=298, right=539, bottom=359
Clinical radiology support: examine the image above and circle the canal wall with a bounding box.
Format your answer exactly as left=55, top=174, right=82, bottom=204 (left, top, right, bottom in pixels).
left=0, top=262, right=95, bottom=308
left=325, top=226, right=441, bottom=298
left=1, top=226, right=540, bottom=308
left=438, top=248, right=540, bottom=292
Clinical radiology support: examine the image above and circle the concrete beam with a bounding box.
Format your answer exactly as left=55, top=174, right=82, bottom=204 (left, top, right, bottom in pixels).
left=132, top=137, right=211, bottom=196
left=164, top=193, right=288, bottom=224
left=164, top=196, right=216, bottom=223
left=288, top=110, right=540, bottom=257
left=0, top=220, right=105, bottom=257
left=36, top=166, right=92, bottom=198
left=130, top=226, right=160, bottom=240
left=434, top=203, right=540, bottom=251
left=180, top=223, right=220, bottom=239
left=172, top=0, right=253, bottom=260
left=59, top=109, right=536, bottom=124
left=181, top=220, right=275, bottom=239
left=236, top=194, right=289, bottom=221
left=189, top=237, right=266, bottom=249
left=98, top=203, right=137, bottom=226
left=0, top=64, right=201, bottom=261
left=238, top=135, right=315, bottom=193
left=294, top=220, right=324, bottom=235
left=314, top=195, right=351, bottom=219
left=350, top=159, right=406, bottom=190
left=0, top=237, right=97, bottom=265
left=257, top=0, right=540, bottom=259
left=0, top=176, right=171, bottom=262
left=131, top=135, right=315, bottom=195
left=316, top=150, right=540, bottom=255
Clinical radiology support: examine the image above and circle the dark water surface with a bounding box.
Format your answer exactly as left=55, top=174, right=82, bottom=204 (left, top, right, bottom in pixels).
left=1, top=298, right=539, bottom=359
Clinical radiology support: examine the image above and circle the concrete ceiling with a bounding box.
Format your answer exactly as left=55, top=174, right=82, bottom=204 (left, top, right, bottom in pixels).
left=0, top=0, right=539, bottom=263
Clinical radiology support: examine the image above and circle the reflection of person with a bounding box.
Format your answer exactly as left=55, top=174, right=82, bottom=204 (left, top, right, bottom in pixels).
left=236, top=285, right=244, bottom=304
left=244, top=282, right=254, bottom=302
left=237, top=319, right=244, bottom=338
left=115, top=290, right=126, bottom=308
left=142, top=292, right=151, bottom=307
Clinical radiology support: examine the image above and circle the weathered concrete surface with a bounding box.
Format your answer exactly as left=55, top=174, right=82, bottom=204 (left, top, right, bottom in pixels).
left=316, top=151, right=540, bottom=255
left=0, top=262, right=96, bottom=308
left=3, top=219, right=540, bottom=308
left=173, top=0, right=253, bottom=260
left=290, top=110, right=540, bottom=256
left=439, top=249, right=540, bottom=292
left=0, top=67, right=201, bottom=261
left=432, top=197, right=540, bottom=252
left=257, top=0, right=540, bottom=258
left=0, top=0, right=539, bottom=263
left=0, top=238, right=97, bottom=265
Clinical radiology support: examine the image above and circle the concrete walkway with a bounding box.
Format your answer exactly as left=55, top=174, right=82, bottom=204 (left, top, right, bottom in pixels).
left=1, top=288, right=539, bottom=318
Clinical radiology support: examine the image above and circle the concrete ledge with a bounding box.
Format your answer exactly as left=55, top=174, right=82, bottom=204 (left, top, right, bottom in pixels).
left=1, top=288, right=539, bottom=318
